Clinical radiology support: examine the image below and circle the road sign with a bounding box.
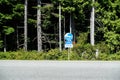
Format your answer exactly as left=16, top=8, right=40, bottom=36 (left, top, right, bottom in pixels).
left=65, top=44, right=73, bottom=48
left=64, top=33, right=73, bottom=41
left=64, top=33, right=73, bottom=48
left=65, top=40, right=73, bottom=48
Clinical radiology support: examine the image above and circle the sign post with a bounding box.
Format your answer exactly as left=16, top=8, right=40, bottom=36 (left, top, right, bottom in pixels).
left=64, top=33, right=73, bottom=60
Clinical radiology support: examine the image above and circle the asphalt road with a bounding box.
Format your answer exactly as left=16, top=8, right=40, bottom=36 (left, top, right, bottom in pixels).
left=0, top=60, right=120, bottom=80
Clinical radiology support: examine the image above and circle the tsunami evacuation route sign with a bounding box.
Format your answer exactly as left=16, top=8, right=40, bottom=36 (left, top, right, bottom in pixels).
left=64, top=33, right=73, bottom=48
left=64, top=33, right=73, bottom=60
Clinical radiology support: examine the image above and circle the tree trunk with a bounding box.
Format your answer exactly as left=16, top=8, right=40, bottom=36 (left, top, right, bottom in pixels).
left=90, top=0, right=95, bottom=46
left=4, top=34, right=6, bottom=52
left=24, top=0, right=28, bottom=51
left=59, top=3, right=62, bottom=52
left=37, top=0, right=42, bottom=52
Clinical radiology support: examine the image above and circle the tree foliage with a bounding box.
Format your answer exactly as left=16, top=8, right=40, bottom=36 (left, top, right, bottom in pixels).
left=0, top=0, right=24, bottom=50
left=0, top=0, right=120, bottom=53
left=95, top=0, right=120, bottom=53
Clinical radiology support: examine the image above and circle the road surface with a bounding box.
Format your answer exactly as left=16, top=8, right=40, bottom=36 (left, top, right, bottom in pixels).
left=0, top=60, right=120, bottom=80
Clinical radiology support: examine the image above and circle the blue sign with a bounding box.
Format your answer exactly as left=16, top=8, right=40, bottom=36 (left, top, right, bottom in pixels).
left=64, top=33, right=73, bottom=41
left=65, top=41, right=72, bottom=44
left=64, top=33, right=73, bottom=48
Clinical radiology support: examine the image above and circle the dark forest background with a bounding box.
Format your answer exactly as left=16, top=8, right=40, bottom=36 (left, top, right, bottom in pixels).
left=0, top=0, right=120, bottom=54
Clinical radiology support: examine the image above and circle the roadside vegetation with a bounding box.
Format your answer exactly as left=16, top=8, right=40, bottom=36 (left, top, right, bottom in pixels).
left=0, top=32, right=120, bottom=60
left=0, top=0, right=120, bottom=60
left=0, top=48, right=120, bottom=60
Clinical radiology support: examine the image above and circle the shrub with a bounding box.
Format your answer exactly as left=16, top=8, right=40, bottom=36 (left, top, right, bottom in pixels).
left=45, top=49, right=61, bottom=60
left=97, top=53, right=109, bottom=60
left=0, top=48, right=120, bottom=60
left=73, top=43, right=96, bottom=60
left=96, top=42, right=110, bottom=54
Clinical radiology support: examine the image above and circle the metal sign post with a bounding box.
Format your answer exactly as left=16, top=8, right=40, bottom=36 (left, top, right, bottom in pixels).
left=68, top=48, right=70, bottom=60
left=68, top=48, right=72, bottom=60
